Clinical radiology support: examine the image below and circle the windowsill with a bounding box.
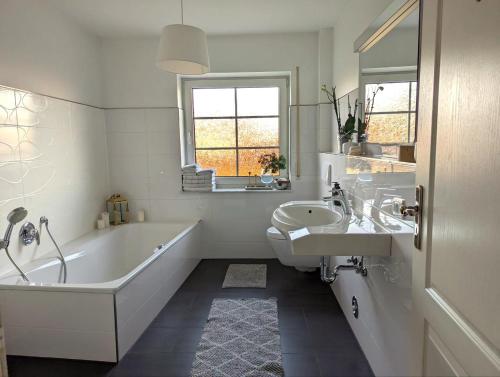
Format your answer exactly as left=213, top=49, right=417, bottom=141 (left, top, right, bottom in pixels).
left=182, top=187, right=292, bottom=193
left=213, top=187, right=292, bottom=193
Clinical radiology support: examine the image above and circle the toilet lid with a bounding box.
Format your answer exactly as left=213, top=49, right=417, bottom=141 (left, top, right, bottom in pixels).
left=267, top=226, right=286, bottom=240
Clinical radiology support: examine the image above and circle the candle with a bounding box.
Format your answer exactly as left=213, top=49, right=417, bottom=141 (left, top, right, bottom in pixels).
left=113, top=210, right=121, bottom=225
left=136, top=209, right=145, bottom=223
left=97, top=219, right=106, bottom=230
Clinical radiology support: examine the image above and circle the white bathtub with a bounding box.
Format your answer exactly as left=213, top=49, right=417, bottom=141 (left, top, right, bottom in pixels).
left=0, top=221, right=202, bottom=362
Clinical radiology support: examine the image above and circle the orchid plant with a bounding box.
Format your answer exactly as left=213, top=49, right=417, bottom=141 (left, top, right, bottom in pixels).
left=321, top=85, right=358, bottom=144
left=358, top=85, right=384, bottom=142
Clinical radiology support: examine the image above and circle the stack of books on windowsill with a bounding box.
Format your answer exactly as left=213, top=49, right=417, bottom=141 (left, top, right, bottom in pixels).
left=182, top=164, right=216, bottom=192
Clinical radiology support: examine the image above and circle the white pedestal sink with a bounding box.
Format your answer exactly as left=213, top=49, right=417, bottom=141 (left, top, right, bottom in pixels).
left=272, top=200, right=392, bottom=257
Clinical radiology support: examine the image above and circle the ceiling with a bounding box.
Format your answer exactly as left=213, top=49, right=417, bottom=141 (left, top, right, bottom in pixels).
left=49, top=0, right=348, bottom=38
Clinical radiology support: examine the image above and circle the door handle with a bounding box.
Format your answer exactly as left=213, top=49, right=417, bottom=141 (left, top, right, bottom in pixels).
left=400, top=204, right=419, bottom=217
left=400, top=185, right=423, bottom=249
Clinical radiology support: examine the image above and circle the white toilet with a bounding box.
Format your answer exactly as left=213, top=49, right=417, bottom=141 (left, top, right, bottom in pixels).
left=266, top=226, right=320, bottom=272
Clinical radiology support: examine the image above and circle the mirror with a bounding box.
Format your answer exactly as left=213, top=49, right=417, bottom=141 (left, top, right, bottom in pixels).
left=355, top=0, right=419, bottom=159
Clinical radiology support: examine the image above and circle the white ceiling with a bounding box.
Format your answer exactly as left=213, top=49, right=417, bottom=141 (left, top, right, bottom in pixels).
left=49, top=0, right=348, bottom=38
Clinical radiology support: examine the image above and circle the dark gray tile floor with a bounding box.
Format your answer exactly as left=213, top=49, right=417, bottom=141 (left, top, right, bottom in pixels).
left=7, top=259, right=373, bottom=377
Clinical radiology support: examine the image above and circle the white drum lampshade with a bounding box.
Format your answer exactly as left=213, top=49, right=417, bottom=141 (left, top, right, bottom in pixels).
left=156, top=24, right=210, bottom=75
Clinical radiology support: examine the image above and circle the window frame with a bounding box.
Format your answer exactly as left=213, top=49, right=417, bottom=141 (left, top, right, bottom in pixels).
left=181, top=75, right=290, bottom=185
left=360, top=71, right=418, bottom=146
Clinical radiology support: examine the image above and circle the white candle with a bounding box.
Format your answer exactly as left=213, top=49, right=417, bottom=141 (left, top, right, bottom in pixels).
left=113, top=210, right=121, bottom=225
left=136, top=209, right=145, bottom=223
left=97, top=219, right=106, bottom=230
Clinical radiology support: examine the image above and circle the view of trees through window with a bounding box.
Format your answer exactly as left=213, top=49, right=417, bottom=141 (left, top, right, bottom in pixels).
left=192, top=87, right=280, bottom=176
left=365, top=81, right=417, bottom=147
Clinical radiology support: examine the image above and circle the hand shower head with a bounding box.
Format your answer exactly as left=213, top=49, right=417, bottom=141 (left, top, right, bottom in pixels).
left=2, top=207, right=28, bottom=249
left=7, top=207, right=28, bottom=225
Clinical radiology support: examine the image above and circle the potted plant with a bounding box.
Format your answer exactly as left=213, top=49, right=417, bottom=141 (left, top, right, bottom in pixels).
left=258, top=153, right=287, bottom=186
left=321, top=85, right=358, bottom=153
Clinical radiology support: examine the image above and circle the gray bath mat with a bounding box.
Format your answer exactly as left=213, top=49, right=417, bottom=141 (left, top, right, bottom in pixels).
left=222, top=264, right=267, bottom=288
left=191, top=298, right=283, bottom=377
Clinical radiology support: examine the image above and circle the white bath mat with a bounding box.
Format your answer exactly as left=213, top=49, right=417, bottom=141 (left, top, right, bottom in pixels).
left=191, top=298, right=283, bottom=377
left=222, top=264, right=267, bottom=288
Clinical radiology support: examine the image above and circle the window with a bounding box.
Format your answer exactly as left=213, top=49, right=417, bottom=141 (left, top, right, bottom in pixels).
left=182, top=76, right=289, bottom=179
left=364, top=81, right=417, bottom=145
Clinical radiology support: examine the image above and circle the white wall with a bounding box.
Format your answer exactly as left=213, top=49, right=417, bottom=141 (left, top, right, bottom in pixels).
left=102, top=33, right=320, bottom=108
left=318, top=28, right=334, bottom=153
left=102, top=32, right=321, bottom=258
left=360, top=27, right=419, bottom=70
left=0, top=0, right=109, bottom=275
left=0, top=0, right=103, bottom=107
left=102, top=38, right=177, bottom=108
left=332, top=0, right=393, bottom=97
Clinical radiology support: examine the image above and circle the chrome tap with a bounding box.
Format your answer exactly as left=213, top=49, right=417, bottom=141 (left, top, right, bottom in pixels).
left=324, top=182, right=352, bottom=215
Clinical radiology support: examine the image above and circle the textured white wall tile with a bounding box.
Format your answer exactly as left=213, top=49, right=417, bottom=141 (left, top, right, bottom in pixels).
left=18, top=95, right=70, bottom=129
left=0, top=127, right=21, bottom=162
left=0, top=87, right=110, bottom=274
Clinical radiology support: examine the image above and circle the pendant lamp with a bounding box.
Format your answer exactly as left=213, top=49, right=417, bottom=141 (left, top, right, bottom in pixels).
left=156, top=0, right=210, bottom=75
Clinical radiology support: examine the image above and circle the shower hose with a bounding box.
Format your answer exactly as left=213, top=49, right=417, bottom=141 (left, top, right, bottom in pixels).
left=4, top=246, right=29, bottom=282
left=42, top=221, right=67, bottom=284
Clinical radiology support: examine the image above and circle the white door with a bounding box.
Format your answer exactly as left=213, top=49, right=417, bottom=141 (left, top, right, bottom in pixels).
left=413, top=0, right=500, bottom=376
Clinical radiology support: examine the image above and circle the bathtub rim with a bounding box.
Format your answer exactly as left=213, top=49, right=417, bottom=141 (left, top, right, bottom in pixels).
left=0, top=220, right=201, bottom=294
